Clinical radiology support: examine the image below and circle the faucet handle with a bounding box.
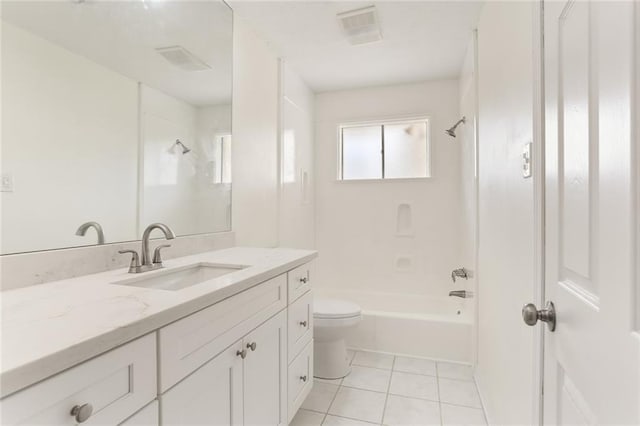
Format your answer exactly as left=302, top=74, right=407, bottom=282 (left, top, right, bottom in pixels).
left=152, top=244, right=171, bottom=265
left=451, top=268, right=470, bottom=283
left=118, top=250, right=141, bottom=273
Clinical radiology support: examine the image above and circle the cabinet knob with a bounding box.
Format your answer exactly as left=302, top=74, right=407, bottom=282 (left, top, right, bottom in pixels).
left=247, top=342, right=257, bottom=351
left=299, top=277, right=308, bottom=284
left=70, top=403, right=93, bottom=423
left=300, top=375, right=308, bottom=382
left=236, top=349, right=247, bottom=359
left=299, top=320, right=308, bottom=327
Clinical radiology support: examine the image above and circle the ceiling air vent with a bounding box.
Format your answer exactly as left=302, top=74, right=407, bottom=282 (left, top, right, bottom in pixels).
left=337, top=5, right=382, bottom=45
left=155, top=46, right=211, bottom=72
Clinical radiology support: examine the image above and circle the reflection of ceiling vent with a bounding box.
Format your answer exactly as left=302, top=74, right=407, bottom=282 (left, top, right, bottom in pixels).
left=337, top=5, right=382, bottom=45
left=155, top=46, right=211, bottom=71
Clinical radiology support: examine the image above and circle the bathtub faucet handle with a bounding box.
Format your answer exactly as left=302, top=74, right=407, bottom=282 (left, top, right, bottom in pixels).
left=451, top=268, right=470, bottom=283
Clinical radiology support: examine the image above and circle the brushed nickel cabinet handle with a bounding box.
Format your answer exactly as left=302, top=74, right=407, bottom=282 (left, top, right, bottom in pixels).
left=300, top=375, right=308, bottom=382
left=247, top=342, right=257, bottom=351
left=299, top=277, right=308, bottom=284
left=299, top=320, right=307, bottom=327
left=70, top=403, right=93, bottom=423
left=236, top=349, right=247, bottom=359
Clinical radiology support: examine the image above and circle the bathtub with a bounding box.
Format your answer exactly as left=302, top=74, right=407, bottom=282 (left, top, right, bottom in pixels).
left=313, top=288, right=473, bottom=363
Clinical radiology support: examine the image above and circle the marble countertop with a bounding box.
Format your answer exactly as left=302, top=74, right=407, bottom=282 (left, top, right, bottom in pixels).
left=0, top=247, right=317, bottom=398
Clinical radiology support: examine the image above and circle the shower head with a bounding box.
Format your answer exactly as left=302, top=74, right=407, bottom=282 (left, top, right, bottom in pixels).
left=445, top=116, right=467, bottom=138
left=173, top=139, right=191, bottom=154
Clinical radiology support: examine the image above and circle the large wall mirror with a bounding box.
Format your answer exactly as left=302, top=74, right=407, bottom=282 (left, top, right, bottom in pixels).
left=1, top=0, right=233, bottom=255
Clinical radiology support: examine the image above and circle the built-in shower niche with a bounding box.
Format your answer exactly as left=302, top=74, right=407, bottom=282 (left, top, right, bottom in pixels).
left=396, top=203, right=414, bottom=237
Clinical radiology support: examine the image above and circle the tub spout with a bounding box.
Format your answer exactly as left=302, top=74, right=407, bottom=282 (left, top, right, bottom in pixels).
left=449, top=290, right=473, bottom=298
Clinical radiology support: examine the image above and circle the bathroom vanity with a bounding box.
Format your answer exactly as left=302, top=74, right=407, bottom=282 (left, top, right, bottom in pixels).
left=0, top=248, right=316, bottom=425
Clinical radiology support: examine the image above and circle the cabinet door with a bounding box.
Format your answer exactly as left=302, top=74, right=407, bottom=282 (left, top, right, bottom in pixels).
left=120, top=401, right=158, bottom=426
left=161, top=342, right=243, bottom=426
left=242, top=310, right=287, bottom=426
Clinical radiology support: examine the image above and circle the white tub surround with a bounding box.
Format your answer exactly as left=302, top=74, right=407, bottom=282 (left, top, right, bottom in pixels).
left=0, top=247, right=316, bottom=399
left=315, top=288, right=472, bottom=363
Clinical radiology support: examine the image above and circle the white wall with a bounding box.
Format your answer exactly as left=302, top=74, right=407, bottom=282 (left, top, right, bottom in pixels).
left=1, top=22, right=139, bottom=254
left=314, top=80, right=463, bottom=298
left=231, top=18, right=280, bottom=247
left=475, top=2, right=536, bottom=424
left=278, top=62, right=315, bottom=249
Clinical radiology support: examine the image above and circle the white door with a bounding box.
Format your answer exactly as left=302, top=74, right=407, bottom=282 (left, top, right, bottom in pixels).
left=542, top=0, right=640, bottom=424
left=243, top=310, right=287, bottom=426
left=161, top=341, right=244, bottom=425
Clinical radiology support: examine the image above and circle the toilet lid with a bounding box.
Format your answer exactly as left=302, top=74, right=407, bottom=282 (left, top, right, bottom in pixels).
left=314, top=298, right=361, bottom=319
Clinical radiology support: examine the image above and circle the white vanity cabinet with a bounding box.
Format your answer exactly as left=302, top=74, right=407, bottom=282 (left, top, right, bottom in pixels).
left=0, top=334, right=157, bottom=425
left=286, top=262, right=315, bottom=422
left=161, top=310, right=288, bottom=426
left=161, top=342, right=244, bottom=425
left=243, top=310, right=288, bottom=426
left=120, top=402, right=160, bottom=426
left=0, top=259, right=316, bottom=426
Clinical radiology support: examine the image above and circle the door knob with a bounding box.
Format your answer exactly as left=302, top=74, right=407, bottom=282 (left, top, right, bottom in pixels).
left=522, top=301, right=556, bottom=331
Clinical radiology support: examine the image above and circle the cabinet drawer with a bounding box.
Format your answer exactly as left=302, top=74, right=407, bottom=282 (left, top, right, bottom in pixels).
left=1, top=333, right=156, bottom=426
left=159, top=274, right=287, bottom=391
left=288, top=290, right=313, bottom=362
left=287, top=340, right=313, bottom=423
left=288, top=261, right=314, bottom=303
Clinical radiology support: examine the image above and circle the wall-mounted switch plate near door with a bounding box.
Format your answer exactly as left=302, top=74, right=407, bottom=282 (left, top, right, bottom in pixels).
left=1, top=173, right=14, bottom=192
left=522, top=142, right=532, bottom=178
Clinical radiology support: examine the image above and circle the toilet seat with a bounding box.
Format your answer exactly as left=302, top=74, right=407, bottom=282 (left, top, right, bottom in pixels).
left=314, top=298, right=361, bottom=327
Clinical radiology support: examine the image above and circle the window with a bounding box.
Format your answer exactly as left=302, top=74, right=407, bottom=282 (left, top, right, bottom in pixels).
left=339, top=118, right=430, bottom=180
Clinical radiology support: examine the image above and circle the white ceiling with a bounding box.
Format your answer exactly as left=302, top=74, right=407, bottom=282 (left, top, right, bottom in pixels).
left=1, top=1, right=233, bottom=106
left=229, top=1, right=484, bottom=92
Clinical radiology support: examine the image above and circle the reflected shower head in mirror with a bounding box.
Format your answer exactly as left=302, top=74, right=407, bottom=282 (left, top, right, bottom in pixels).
left=445, top=116, right=466, bottom=138
left=170, top=139, right=191, bottom=154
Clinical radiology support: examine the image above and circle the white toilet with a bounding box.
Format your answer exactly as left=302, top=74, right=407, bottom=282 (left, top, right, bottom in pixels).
left=313, top=298, right=362, bottom=379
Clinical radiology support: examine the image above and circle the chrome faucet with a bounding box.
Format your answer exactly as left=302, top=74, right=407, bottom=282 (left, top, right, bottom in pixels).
left=451, top=267, right=470, bottom=282
left=75, top=221, right=105, bottom=245
left=449, top=290, right=473, bottom=298
left=119, top=223, right=176, bottom=273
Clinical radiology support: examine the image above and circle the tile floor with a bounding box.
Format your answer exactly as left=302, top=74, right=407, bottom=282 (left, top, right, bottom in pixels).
left=291, top=350, right=487, bottom=426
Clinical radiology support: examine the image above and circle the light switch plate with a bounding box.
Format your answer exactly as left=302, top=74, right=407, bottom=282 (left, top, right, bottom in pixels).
left=1, top=173, right=14, bottom=192
left=522, top=142, right=532, bottom=178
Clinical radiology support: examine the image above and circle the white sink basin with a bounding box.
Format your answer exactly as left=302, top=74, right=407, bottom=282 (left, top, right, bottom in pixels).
left=114, top=263, right=247, bottom=291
